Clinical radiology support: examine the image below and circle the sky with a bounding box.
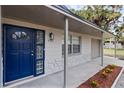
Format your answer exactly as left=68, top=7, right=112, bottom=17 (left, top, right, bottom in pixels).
left=67, top=5, right=83, bottom=10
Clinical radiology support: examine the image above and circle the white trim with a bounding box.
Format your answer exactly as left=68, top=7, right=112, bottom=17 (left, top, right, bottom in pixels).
left=0, top=5, right=3, bottom=87
left=4, top=74, right=46, bottom=88
left=45, top=6, right=106, bottom=33
left=111, top=67, right=124, bottom=88
left=5, top=75, right=33, bottom=86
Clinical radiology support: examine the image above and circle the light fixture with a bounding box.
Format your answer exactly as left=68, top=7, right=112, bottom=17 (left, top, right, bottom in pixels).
left=49, top=32, right=54, bottom=41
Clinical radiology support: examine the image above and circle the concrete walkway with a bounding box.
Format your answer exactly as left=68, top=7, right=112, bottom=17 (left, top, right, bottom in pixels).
left=115, top=71, right=124, bottom=88
left=6, top=56, right=124, bottom=88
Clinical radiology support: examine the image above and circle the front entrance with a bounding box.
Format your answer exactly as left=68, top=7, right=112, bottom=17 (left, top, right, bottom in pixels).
left=3, top=24, right=45, bottom=83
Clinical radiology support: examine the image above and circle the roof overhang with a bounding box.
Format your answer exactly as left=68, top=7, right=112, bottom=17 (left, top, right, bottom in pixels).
left=1, top=5, right=114, bottom=38
left=46, top=5, right=106, bottom=33
left=45, top=5, right=115, bottom=39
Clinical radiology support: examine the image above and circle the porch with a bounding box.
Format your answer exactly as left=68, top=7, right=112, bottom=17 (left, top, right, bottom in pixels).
left=5, top=56, right=124, bottom=88
left=0, top=5, right=116, bottom=88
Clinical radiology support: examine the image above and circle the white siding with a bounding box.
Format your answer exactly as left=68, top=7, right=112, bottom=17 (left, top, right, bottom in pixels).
left=2, top=18, right=102, bottom=77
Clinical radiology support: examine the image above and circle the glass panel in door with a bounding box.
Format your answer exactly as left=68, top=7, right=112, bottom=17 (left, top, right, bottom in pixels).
left=35, top=31, right=44, bottom=75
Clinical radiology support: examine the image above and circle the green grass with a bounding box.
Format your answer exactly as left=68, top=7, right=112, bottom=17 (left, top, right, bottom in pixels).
left=104, top=48, right=124, bottom=57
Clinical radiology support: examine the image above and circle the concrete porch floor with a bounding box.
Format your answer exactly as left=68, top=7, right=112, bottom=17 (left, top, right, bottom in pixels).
left=6, top=56, right=124, bottom=88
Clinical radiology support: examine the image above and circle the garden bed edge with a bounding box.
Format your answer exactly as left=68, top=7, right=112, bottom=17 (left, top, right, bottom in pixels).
left=111, top=67, right=124, bottom=88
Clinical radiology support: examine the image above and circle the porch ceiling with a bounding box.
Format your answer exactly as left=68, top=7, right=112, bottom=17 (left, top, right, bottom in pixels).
left=1, top=5, right=112, bottom=38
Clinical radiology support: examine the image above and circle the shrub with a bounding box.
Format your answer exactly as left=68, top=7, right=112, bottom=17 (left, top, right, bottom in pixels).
left=90, top=80, right=99, bottom=88
left=101, top=71, right=108, bottom=78
left=109, top=64, right=117, bottom=69
left=105, top=68, right=113, bottom=73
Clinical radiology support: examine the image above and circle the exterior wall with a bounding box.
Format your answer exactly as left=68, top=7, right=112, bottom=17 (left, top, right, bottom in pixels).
left=2, top=18, right=102, bottom=77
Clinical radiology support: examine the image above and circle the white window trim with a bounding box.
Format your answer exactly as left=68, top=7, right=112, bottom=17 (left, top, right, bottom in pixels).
left=62, top=35, right=81, bottom=56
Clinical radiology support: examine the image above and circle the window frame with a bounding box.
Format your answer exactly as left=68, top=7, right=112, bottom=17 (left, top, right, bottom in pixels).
left=72, top=36, right=81, bottom=54
left=11, top=31, right=30, bottom=40
left=62, top=35, right=81, bottom=55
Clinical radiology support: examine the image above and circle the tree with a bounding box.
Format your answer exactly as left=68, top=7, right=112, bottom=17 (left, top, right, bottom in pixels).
left=114, top=23, right=124, bottom=46
left=69, top=5, right=124, bottom=47
left=69, top=5, right=123, bottom=31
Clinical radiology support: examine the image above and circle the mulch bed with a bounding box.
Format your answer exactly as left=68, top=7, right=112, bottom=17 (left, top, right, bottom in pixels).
left=78, top=65, right=122, bottom=88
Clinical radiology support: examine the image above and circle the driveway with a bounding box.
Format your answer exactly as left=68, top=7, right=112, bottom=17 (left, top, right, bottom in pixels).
left=5, top=56, right=124, bottom=88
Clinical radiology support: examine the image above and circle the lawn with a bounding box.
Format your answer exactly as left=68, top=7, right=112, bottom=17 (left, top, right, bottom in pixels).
left=104, top=48, right=124, bottom=57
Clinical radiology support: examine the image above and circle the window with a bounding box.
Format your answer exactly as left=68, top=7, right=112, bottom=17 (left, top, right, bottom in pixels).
left=72, top=36, right=81, bottom=53
left=36, top=31, right=43, bottom=44
left=36, top=45, right=43, bottom=59
left=36, top=60, right=43, bottom=74
left=62, top=35, right=81, bottom=55
left=36, top=31, right=44, bottom=75
left=62, top=35, right=72, bottom=55
left=11, top=32, right=30, bottom=40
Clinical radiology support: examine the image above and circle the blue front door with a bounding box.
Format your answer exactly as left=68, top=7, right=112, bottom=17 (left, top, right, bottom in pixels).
left=4, top=25, right=35, bottom=82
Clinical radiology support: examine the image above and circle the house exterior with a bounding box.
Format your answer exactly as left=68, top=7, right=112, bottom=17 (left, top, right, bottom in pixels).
left=0, top=5, right=113, bottom=87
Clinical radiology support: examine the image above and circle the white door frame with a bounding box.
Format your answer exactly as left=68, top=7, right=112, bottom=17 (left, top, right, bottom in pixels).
left=0, top=5, right=3, bottom=87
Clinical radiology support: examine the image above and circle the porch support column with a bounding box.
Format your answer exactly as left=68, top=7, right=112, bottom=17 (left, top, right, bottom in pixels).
left=0, top=5, right=3, bottom=87
left=64, top=17, right=68, bottom=88
left=101, top=32, right=104, bottom=66
left=114, top=36, right=117, bottom=58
